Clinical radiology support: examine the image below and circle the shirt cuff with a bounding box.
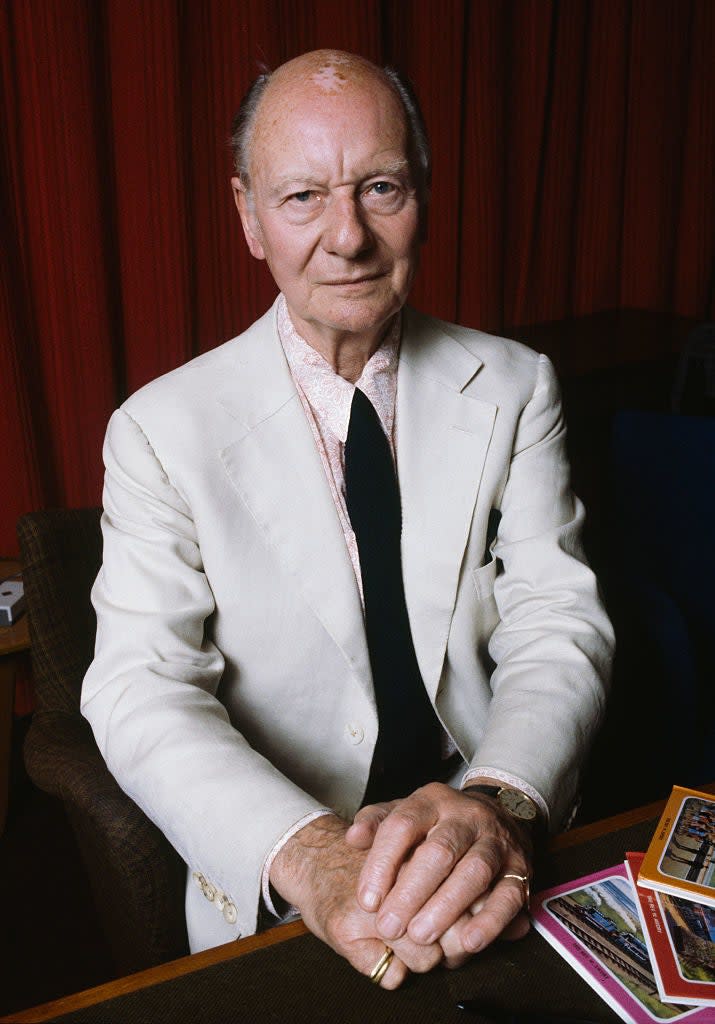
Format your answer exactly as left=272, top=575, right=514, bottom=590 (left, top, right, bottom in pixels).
left=460, top=766, right=550, bottom=827
left=261, top=808, right=334, bottom=920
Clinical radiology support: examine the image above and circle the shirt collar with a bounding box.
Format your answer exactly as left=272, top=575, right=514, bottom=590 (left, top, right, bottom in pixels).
left=277, top=294, right=400, bottom=443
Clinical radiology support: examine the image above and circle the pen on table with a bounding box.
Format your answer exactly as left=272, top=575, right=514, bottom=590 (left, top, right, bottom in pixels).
left=456, top=1004, right=600, bottom=1024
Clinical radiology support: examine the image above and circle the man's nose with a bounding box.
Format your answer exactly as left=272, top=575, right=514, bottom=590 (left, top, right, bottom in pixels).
left=322, top=195, right=373, bottom=258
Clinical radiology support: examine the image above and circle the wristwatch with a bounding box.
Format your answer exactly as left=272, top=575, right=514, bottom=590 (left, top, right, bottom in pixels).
left=464, top=783, right=539, bottom=823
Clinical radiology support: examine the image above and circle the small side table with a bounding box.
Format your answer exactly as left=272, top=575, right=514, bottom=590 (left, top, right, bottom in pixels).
left=0, top=558, right=30, bottom=833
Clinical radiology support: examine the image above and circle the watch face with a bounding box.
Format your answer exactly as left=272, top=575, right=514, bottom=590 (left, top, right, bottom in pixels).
left=498, top=788, right=538, bottom=821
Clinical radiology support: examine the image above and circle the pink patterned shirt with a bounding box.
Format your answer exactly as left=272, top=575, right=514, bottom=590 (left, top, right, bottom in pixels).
left=277, top=294, right=400, bottom=603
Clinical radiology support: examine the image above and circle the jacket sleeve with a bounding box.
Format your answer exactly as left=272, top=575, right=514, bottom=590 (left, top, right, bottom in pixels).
left=81, top=407, right=326, bottom=940
left=468, top=353, right=614, bottom=830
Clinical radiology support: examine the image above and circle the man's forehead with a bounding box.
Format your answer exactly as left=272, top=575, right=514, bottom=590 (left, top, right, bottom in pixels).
left=300, top=51, right=358, bottom=93
left=310, top=63, right=350, bottom=94
left=269, top=49, right=381, bottom=91
left=255, top=50, right=399, bottom=128
left=250, top=72, right=406, bottom=173
left=262, top=78, right=393, bottom=124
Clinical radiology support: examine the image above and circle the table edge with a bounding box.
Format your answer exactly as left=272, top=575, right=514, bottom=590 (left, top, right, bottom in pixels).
left=3, top=783, right=713, bottom=1023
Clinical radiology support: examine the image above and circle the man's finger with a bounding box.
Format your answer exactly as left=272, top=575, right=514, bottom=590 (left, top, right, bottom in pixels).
left=354, top=935, right=442, bottom=989
left=355, top=800, right=435, bottom=912
left=358, top=941, right=409, bottom=990
left=500, top=908, right=531, bottom=942
left=405, top=835, right=517, bottom=943
left=439, top=911, right=473, bottom=969
left=457, top=873, right=530, bottom=953
left=389, top=931, right=444, bottom=975
left=376, top=819, right=486, bottom=942
left=345, top=802, right=396, bottom=851
left=440, top=902, right=529, bottom=969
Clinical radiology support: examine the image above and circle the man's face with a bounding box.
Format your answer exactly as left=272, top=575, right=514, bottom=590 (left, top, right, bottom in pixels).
left=232, top=67, right=422, bottom=352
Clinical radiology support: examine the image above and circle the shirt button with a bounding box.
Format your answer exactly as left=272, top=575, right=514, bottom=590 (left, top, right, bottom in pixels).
left=345, top=722, right=364, bottom=744
left=202, top=881, right=216, bottom=902
left=223, top=901, right=238, bottom=925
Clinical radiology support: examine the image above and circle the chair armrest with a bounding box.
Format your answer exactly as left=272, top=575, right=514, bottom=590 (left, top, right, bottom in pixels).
left=25, top=712, right=131, bottom=804
left=24, top=711, right=189, bottom=971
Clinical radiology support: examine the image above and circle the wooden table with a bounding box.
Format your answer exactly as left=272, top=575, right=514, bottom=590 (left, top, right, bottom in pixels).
left=5, top=787, right=713, bottom=1024
left=0, top=559, right=29, bottom=834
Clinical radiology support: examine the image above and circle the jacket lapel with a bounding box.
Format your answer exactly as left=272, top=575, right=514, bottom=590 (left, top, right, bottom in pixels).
left=216, top=303, right=497, bottom=706
left=217, top=305, right=373, bottom=700
left=397, top=308, right=497, bottom=699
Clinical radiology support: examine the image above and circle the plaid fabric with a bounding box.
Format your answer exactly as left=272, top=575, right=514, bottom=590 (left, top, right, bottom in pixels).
left=16, top=508, right=189, bottom=973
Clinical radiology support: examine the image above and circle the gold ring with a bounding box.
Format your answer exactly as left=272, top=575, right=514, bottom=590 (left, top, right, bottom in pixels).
left=501, top=871, right=531, bottom=906
left=369, top=945, right=394, bottom=984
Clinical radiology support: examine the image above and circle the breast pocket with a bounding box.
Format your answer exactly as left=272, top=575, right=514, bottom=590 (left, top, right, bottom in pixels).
left=470, top=556, right=498, bottom=601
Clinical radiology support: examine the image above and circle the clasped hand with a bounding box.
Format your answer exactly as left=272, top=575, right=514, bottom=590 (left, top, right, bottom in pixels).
left=271, top=782, right=532, bottom=988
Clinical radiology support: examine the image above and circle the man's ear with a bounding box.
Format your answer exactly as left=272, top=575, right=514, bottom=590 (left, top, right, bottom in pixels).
left=231, top=176, right=265, bottom=261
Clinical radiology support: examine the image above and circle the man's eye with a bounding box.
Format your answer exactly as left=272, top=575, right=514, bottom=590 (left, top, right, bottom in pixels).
left=369, top=181, right=395, bottom=195
left=291, top=191, right=315, bottom=203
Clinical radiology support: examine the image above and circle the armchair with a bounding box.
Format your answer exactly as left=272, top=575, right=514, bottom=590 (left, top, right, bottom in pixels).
left=17, top=507, right=188, bottom=974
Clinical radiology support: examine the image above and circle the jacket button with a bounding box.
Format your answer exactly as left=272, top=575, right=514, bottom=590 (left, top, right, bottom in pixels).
left=345, top=722, right=364, bottom=744
left=202, top=881, right=216, bottom=902
left=223, top=901, right=238, bottom=925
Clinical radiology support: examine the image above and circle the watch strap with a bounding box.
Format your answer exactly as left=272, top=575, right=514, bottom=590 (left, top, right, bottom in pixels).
left=463, top=784, right=501, bottom=799
left=463, top=783, right=539, bottom=826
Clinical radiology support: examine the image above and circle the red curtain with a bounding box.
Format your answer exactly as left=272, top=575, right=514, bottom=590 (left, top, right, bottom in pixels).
left=1, top=0, right=713, bottom=555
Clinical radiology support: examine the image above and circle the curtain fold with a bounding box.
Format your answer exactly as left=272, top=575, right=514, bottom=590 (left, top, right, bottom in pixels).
left=1, top=0, right=713, bottom=553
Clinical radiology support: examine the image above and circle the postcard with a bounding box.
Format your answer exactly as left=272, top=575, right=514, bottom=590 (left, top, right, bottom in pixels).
left=626, top=852, right=715, bottom=1007
left=531, top=863, right=712, bottom=1023
left=638, top=786, right=715, bottom=909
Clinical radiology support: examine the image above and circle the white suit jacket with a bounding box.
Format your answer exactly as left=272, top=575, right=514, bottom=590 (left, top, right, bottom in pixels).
left=81, top=300, right=613, bottom=952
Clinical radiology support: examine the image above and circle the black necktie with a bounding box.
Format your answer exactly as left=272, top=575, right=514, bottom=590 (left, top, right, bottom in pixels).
left=344, top=387, right=441, bottom=802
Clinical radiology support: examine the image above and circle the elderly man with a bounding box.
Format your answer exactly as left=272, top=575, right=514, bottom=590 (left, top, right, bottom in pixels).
left=82, top=50, right=613, bottom=989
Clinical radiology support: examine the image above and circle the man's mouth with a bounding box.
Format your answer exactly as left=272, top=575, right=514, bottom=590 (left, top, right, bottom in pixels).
left=322, top=274, right=383, bottom=286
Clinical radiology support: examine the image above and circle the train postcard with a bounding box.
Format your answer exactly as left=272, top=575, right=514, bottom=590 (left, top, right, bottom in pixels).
left=531, top=864, right=712, bottom=1023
